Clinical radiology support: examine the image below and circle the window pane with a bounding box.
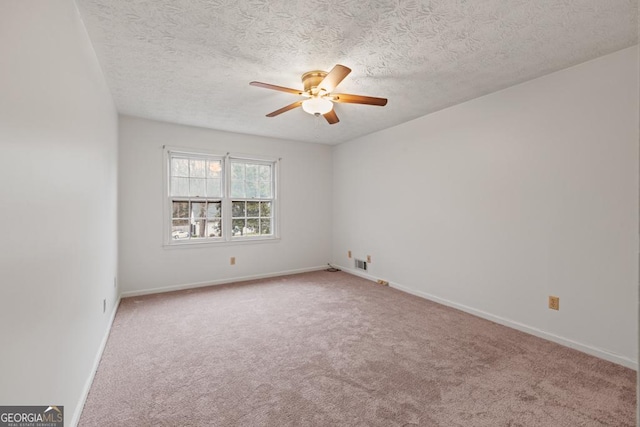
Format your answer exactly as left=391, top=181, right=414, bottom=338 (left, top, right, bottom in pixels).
left=171, top=219, right=190, bottom=240
left=207, top=220, right=221, bottom=237
left=191, top=219, right=207, bottom=238
left=190, top=159, right=206, bottom=178
left=245, top=164, right=258, bottom=181
left=190, top=178, right=206, bottom=197
left=207, top=160, right=222, bottom=178
left=231, top=181, right=244, bottom=198
left=206, top=179, right=221, bottom=197
left=232, top=163, right=244, bottom=180
left=232, top=201, right=245, bottom=217
left=245, top=181, right=258, bottom=198
left=259, top=165, right=271, bottom=181
left=207, top=202, right=221, bottom=218
left=246, top=201, right=259, bottom=217
left=232, top=219, right=245, bottom=236
left=171, top=158, right=189, bottom=177
left=246, top=219, right=259, bottom=236
left=191, top=202, right=207, bottom=219
left=259, top=181, right=272, bottom=198
left=260, top=201, right=271, bottom=217
left=230, top=161, right=274, bottom=200
left=171, top=177, right=189, bottom=196
left=172, top=201, right=189, bottom=219
left=260, top=218, right=272, bottom=235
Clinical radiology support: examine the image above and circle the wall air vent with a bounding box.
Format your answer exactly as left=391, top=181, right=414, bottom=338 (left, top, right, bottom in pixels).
left=355, top=258, right=367, bottom=271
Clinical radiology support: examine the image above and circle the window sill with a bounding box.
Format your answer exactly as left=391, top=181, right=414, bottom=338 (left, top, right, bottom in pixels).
left=163, top=236, right=281, bottom=249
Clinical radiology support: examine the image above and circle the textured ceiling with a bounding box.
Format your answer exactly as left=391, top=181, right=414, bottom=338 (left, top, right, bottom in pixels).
left=75, top=0, right=638, bottom=145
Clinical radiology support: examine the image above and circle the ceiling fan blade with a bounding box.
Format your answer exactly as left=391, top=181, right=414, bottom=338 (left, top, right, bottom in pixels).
left=266, top=100, right=304, bottom=117
left=250, top=81, right=304, bottom=96
left=332, top=93, right=388, bottom=106
left=318, top=65, right=351, bottom=93
left=323, top=109, right=339, bottom=125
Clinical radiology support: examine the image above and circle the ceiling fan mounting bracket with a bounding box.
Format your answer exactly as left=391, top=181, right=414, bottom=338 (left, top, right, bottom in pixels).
left=301, top=70, right=328, bottom=94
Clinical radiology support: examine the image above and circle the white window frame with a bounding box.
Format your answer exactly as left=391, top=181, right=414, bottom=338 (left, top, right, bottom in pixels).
left=164, top=146, right=280, bottom=246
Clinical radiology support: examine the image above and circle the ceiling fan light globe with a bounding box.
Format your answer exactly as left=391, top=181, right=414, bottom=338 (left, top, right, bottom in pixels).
left=302, top=97, right=333, bottom=115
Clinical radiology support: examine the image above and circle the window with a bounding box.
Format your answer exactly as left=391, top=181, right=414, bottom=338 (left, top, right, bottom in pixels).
left=166, top=149, right=278, bottom=244
left=230, top=160, right=273, bottom=237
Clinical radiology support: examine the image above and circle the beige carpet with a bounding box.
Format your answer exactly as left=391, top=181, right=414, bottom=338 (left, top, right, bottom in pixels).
left=80, top=271, right=636, bottom=426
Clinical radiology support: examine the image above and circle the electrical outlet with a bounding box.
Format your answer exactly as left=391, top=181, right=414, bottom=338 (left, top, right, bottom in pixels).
left=548, top=296, right=559, bottom=311
left=103, top=299, right=106, bottom=313
left=230, top=257, right=236, bottom=265
left=367, top=255, right=372, bottom=263
left=348, top=250, right=352, bottom=258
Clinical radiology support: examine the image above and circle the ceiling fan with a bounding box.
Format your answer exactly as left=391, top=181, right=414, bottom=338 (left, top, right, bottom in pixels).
left=249, top=64, right=387, bottom=125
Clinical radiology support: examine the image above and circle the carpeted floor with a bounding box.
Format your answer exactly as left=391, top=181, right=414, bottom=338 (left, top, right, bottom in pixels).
left=79, top=271, right=636, bottom=426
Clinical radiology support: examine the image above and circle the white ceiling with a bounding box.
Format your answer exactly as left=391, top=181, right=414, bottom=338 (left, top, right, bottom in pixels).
left=75, top=0, right=638, bottom=145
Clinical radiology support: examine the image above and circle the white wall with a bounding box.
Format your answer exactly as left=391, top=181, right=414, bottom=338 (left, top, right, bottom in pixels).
left=118, top=116, right=332, bottom=295
left=0, top=1, right=118, bottom=426
left=332, top=46, right=639, bottom=368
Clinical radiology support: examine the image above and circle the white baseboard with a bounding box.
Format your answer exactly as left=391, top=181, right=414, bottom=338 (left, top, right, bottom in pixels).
left=120, top=265, right=328, bottom=298
left=70, top=297, right=121, bottom=427
left=335, top=264, right=637, bottom=370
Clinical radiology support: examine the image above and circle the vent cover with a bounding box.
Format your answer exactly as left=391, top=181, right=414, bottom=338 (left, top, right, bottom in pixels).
left=355, top=258, right=367, bottom=271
